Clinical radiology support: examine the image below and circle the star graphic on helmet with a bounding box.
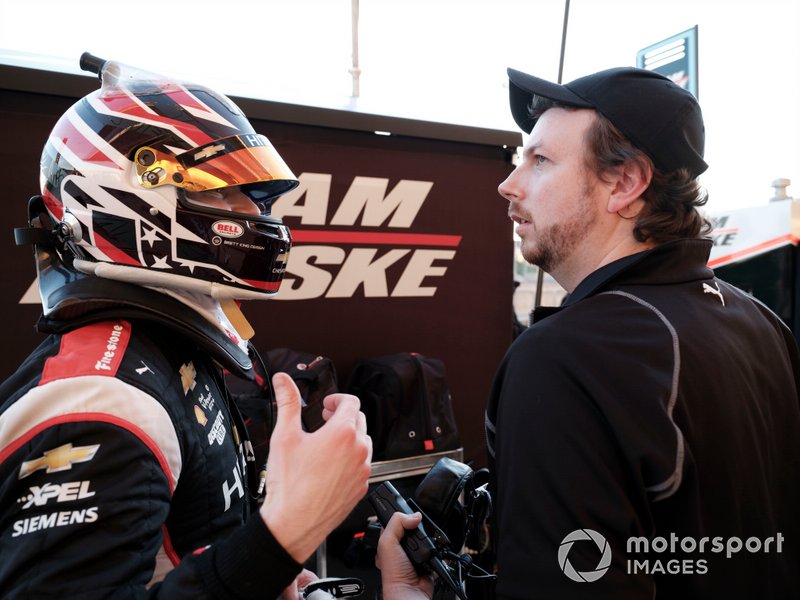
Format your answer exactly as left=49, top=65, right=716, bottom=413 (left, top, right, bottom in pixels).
left=140, top=225, right=163, bottom=247
left=174, top=259, right=196, bottom=273
left=151, top=256, right=172, bottom=269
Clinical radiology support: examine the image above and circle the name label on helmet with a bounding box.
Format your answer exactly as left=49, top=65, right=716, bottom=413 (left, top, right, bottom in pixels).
left=212, top=221, right=244, bottom=238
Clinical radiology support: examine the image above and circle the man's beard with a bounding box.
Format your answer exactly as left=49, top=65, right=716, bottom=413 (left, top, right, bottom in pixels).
left=520, top=189, right=596, bottom=273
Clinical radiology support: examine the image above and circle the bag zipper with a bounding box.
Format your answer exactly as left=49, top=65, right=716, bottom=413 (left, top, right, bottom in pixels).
left=410, top=352, right=435, bottom=451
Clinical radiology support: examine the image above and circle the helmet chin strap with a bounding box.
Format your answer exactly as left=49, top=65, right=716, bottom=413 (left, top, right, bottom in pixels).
left=152, top=287, right=255, bottom=351
left=219, top=299, right=256, bottom=342
left=73, top=259, right=272, bottom=301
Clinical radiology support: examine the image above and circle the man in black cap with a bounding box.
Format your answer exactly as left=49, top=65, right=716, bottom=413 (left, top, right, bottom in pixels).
left=376, top=67, right=800, bottom=599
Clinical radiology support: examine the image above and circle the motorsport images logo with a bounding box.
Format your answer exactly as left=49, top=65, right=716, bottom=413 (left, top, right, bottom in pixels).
left=558, top=529, right=612, bottom=582
left=558, top=529, right=786, bottom=581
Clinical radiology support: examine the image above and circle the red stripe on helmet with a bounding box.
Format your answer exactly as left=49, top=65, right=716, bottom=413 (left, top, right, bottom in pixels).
left=93, top=231, right=142, bottom=266
left=241, top=278, right=282, bottom=292
left=100, top=95, right=213, bottom=147
left=165, top=87, right=210, bottom=112
left=50, top=118, right=122, bottom=170
left=42, top=189, right=64, bottom=221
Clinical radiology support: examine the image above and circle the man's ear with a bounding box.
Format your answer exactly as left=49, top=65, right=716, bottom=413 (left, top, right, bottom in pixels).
left=607, top=158, right=653, bottom=215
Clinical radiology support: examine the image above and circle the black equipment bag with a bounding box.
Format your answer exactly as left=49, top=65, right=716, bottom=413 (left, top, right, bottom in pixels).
left=226, top=347, right=338, bottom=470
left=346, top=352, right=460, bottom=461
left=263, top=347, right=339, bottom=433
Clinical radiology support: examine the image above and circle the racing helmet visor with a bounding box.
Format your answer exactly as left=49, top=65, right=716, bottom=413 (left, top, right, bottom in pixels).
left=134, top=133, right=299, bottom=202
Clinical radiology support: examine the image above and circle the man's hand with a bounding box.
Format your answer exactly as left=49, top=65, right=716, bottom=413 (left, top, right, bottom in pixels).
left=261, top=373, right=372, bottom=563
left=278, top=568, right=317, bottom=600
left=376, top=512, right=434, bottom=600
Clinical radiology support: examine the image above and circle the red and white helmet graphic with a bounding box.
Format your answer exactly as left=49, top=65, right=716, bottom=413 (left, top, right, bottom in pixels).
left=39, top=57, right=298, bottom=299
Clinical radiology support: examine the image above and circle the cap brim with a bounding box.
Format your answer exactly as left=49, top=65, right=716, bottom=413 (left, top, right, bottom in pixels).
left=507, top=68, right=593, bottom=133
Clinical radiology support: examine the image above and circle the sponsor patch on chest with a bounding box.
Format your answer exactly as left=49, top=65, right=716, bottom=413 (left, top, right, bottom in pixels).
left=39, top=321, right=131, bottom=385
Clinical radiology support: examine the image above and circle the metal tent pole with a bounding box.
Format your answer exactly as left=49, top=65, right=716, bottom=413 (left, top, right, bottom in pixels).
left=534, top=0, right=571, bottom=308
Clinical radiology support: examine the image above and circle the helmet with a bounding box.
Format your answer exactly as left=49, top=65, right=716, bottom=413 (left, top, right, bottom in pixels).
left=39, top=56, right=298, bottom=299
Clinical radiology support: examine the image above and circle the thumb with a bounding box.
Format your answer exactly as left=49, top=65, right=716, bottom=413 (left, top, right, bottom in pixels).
left=382, top=512, right=423, bottom=544
left=272, top=372, right=303, bottom=432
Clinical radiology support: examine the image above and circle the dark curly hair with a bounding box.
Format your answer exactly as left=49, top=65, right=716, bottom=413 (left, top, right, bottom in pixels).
left=530, top=97, right=711, bottom=243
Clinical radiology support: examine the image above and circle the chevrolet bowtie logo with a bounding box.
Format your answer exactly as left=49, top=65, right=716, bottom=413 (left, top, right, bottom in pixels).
left=194, top=143, right=226, bottom=161
left=180, top=362, right=197, bottom=395
left=18, top=443, right=100, bottom=480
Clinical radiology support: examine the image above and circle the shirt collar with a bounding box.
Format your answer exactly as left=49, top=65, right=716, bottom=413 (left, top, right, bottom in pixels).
left=567, top=238, right=713, bottom=304
left=531, top=238, right=713, bottom=322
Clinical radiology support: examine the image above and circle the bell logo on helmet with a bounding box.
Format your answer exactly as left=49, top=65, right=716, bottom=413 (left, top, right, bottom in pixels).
left=212, top=221, right=244, bottom=239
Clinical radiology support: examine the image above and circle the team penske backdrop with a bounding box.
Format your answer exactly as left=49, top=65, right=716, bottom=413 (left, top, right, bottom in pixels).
left=0, top=66, right=519, bottom=465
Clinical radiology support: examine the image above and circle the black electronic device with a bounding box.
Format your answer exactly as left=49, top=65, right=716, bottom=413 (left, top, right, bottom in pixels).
left=369, top=481, right=467, bottom=600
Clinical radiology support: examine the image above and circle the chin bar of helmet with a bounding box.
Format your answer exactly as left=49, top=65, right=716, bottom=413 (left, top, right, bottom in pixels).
left=73, top=259, right=276, bottom=300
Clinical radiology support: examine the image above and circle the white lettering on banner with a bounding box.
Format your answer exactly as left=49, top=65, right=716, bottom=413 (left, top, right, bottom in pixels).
left=708, top=201, right=795, bottom=268
left=272, top=174, right=432, bottom=227
left=709, top=213, right=738, bottom=248
left=393, top=250, right=457, bottom=297
left=277, top=246, right=344, bottom=300
left=330, top=177, right=432, bottom=227
left=278, top=247, right=456, bottom=300
left=711, top=231, right=738, bottom=247
left=327, top=249, right=410, bottom=297
left=272, top=173, right=332, bottom=225
left=270, top=173, right=458, bottom=299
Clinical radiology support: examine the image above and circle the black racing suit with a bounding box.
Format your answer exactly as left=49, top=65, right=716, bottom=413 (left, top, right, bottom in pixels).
left=0, top=291, right=301, bottom=597
left=486, top=238, right=800, bottom=599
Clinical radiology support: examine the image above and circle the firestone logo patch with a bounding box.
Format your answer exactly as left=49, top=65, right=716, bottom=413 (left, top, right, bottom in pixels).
left=94, top=323, right=125, bottom=372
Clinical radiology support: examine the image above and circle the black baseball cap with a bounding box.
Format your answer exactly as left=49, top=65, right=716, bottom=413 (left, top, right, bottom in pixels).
left=507, top=67, right=708, bottom=177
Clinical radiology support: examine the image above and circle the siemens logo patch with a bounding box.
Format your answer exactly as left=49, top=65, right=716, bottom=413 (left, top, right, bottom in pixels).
left=12, top=507, right=99, bottom=537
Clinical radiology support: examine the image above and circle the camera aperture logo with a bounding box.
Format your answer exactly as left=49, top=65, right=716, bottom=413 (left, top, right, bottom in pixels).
left=558, top=529, right=612, bottom=582
left=558, top=529, right=785, bottom=581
